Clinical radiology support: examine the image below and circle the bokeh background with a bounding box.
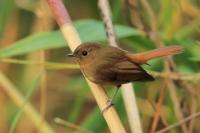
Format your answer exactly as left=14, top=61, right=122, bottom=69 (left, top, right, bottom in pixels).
left=0, top=0, right=200, bottom=133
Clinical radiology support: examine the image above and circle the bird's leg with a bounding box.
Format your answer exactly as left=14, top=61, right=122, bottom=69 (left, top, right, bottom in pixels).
left=102, top=85, right=121, bottom=112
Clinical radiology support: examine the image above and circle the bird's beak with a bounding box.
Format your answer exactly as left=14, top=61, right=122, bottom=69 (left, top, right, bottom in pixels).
left=67, top=53, right=75, bottom=57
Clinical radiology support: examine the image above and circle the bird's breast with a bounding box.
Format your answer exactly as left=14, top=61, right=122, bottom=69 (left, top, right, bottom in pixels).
left=80, top=59, right=102, bottom=84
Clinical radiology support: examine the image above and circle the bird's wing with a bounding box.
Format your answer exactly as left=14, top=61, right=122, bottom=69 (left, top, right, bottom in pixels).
left=112, top=60, right=154, bottom=82
left=97, top=59, right=154, bottom=85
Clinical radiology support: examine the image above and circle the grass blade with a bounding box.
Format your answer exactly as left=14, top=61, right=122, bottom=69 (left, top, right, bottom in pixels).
left=9, top=73, right=41, bottom=133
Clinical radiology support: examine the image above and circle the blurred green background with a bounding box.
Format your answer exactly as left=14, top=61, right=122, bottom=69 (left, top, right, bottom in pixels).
left=0, top=0, right=200, bottom=133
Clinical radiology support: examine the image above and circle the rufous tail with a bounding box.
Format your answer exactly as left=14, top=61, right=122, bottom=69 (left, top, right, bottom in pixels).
left=127, top=45, right=184, bottom=64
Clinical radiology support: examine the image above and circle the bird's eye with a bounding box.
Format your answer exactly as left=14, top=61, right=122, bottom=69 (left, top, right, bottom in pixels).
left=82, top=51, right=88, bottom=56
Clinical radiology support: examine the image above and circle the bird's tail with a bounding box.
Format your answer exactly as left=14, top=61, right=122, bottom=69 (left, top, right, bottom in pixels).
left=127, top=45, right=184, bottom=64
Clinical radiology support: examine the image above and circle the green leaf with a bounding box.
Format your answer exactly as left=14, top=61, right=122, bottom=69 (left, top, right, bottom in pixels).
left=158, top=0, right=174, bottom=29
left=174, top=17, right=200, bottom=39
left=0, top=19, right=143, bottom=58
left=66, top=77, right=89, bottom=122
left=189, top=57, right=200, bottom=62
left=0, top=31, right=64, bottom=58
left=9, top=73, right=41, bottom=133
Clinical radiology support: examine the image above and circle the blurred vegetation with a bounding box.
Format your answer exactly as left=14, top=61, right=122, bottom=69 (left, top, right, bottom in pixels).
left=0, top=0, right=199, bottom=133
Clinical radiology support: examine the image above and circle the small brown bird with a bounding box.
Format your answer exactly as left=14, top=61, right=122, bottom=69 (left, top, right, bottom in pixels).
left=68, top=42, right=183, bottom=110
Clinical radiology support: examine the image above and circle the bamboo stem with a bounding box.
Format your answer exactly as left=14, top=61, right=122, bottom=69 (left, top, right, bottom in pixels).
left=121, top=84, right=143, bottom=133
left=98, top=0, right=118, bottom=47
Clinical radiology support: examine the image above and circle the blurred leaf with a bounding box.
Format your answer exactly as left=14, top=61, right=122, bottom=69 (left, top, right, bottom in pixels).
left=158, top=0, right=173, bottom=29
left=0, top=19, right=143, bottom=58
left=76, top=93, right=125, bottom=133
left=77, top=108, right=106, bottom=133
left=0, top=31, right=64, bottom=58
left=76, top=20, right=144, bottom=41
left=110, top=0, right=122, bottom=23
left=0, top=0, right=15, bottom=39
left=9, top=73, right=41, bottom=133
left=189, top=57, right=200, bottom=62
left=66, top=77, right=89, bottom=122
left=174, top=17, right=200, bottom=39
left=167, top=39, right=200, bottom=72
left=122, top=36, right=155, bottom=51
left=15, top=0, right=37, bottom=12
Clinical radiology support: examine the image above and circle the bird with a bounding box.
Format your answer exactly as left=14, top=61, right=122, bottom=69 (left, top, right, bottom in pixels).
left=68, top=42, right=183, bottom=111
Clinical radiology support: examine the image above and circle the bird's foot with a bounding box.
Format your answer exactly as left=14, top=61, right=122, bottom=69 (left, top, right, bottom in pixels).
left=102, top=99, right=114, bottom=113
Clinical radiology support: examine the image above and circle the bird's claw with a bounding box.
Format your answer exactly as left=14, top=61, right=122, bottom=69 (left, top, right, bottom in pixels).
left=102, top=99, right=114, bottom=113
